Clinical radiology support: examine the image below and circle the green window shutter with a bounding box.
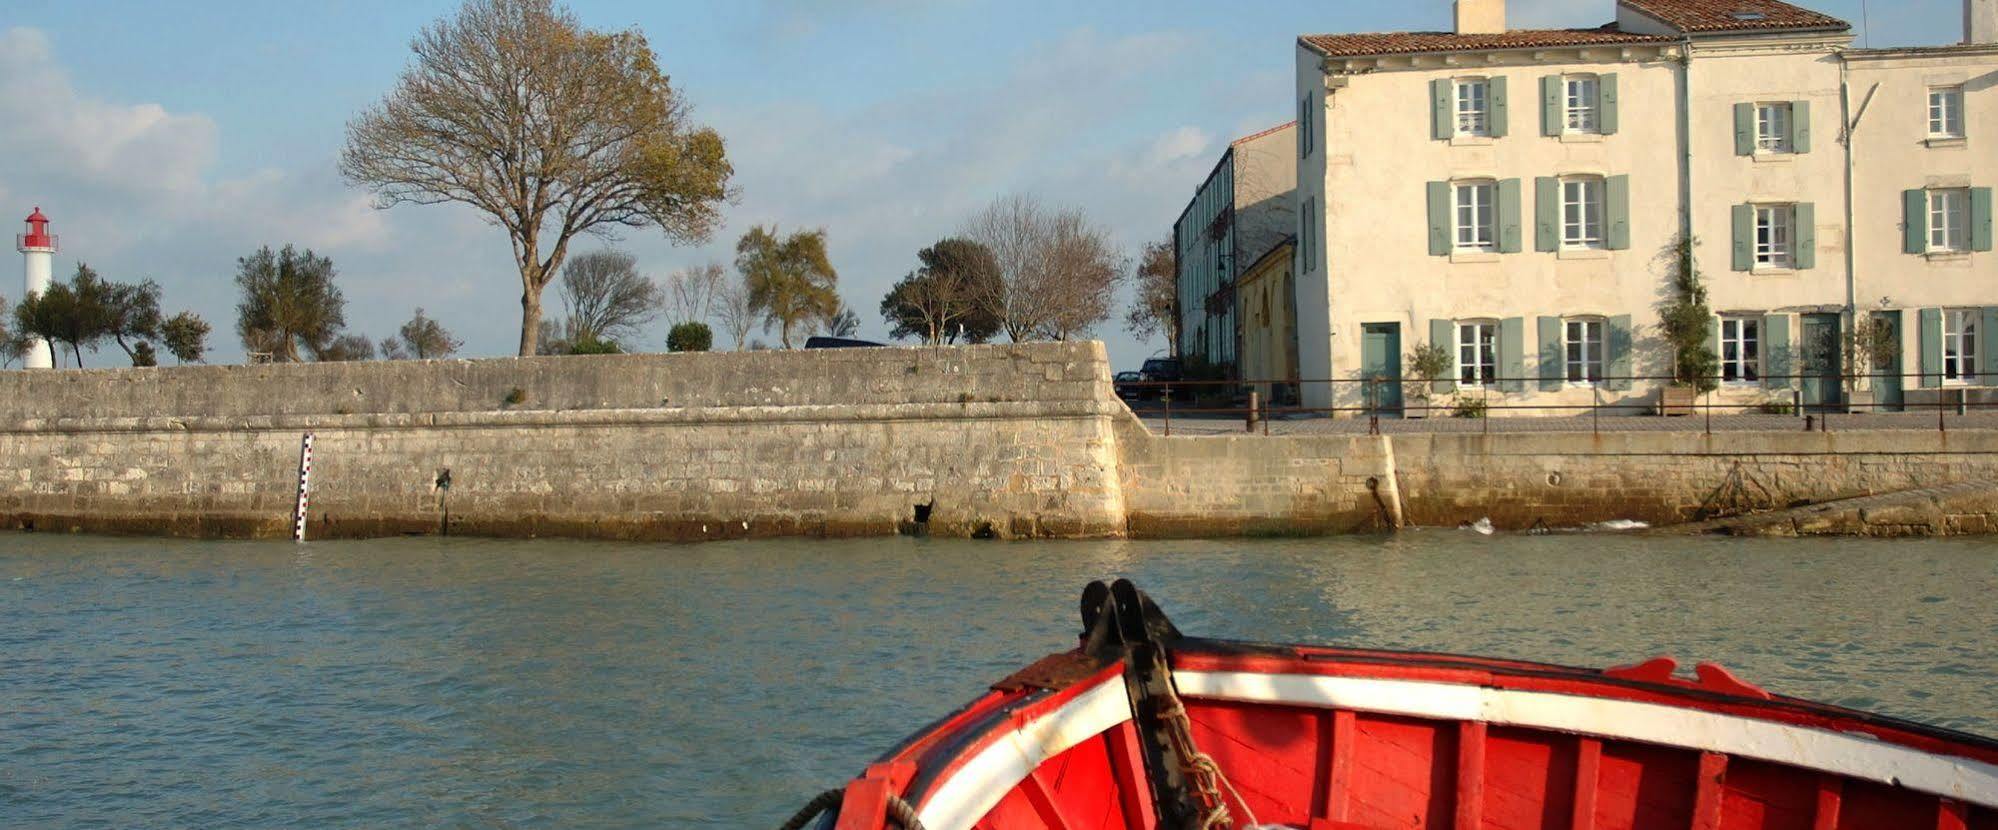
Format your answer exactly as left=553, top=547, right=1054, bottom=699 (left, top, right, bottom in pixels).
left=1432, top=79, right=1453, bottom=141
left=1538, top=316, right=1565, bottom=391
left=1905, top=189, right=1929, bottom=254
left=1498, top=178, right=1523, bottom=253
left=1606, top=174, right=1631, bottom=250
left=1734, top=103, right=1755, bottom=156
left=1607, top=314, right=1633, bottom=390
left=1731, top=204, right=1754, bottom=271
left=1489, top=77, right=1510, bottom=138
left=1983, top=307, right=1998, bottom=379
left=1791, top=100, right=1811, bottom=154
left=1430, top=319, right=1457, bottom=394
left=1919, top=307, right=1943, bottom=388
left=1535, top=177, right=1560, bottom=252
left=1499, top=317, right=1526, bottom=392
left=1427, top=181, right=1451, bottom=256
left=1599, top=73, right=1620, bottom=135
left=1541, top=75, right=1563, bottom=137
left=1763, top=313, right=1792, bottom=389
left=1794, top=203, right=1817, bottom=269
left=1973, top=187, right=1995, bottom=252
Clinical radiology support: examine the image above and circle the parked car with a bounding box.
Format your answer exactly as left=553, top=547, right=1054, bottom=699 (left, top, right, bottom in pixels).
left=803, top=336, right=885, bottom=349
left=1139, top=357, right=1182, bottom=383
left=1113, top=371, right=1146, bottom=401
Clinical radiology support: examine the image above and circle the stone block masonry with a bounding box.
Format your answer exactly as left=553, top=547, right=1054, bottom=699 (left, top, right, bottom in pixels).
left=3, top=341, right=1998, bottom=541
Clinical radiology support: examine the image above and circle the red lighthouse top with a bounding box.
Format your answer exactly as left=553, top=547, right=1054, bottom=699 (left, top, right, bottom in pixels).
left=18, top=207, right=56, bottom=252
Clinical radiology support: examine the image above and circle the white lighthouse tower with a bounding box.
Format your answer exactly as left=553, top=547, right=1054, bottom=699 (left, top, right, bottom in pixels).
left=16, top=207, right=56, bottom=369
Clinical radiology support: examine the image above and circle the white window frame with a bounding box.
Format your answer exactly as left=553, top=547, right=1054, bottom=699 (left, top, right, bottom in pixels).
left=1455, top=78, right=1490, bottom=137
left=1754, top=204, right=1794, bottom=269
left=1457, top=320, right=1498, bottom=387
left=1560, top=177, right=1605, bottom=250
left=1928, top=86, right=1965, bottom=139
left=1453, top=180, right=1497, bottom=252
left=1929, top=188, right=1969, bottom=253
left=1565, top=317, right=1606, bottom=385
left=1754, top=102, right=1793, bottom=154
left=1943, top=309, right=1978, bottom=385
left=1719, top=316, right=1761, bottom=384
left=1563, top=75, right=1600, bottom=134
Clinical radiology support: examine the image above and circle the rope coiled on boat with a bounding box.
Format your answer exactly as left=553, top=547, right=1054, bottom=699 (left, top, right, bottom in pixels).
left=776, top=787, right=926, bottom=830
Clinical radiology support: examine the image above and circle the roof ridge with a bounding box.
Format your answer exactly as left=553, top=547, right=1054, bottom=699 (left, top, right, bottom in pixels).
left=1231, top=121, right=1297, bottom=147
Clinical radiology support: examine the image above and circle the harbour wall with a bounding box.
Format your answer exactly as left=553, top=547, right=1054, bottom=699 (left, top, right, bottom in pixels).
left=2, top=342, right=1996, bottom=540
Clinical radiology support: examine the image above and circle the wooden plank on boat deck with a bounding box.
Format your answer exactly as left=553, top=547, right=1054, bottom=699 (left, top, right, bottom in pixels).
left=1102, top=723, right=1156, bottom=830
left=1811, top=776, right=1842, bottom=830
left=1325, top=709, right=1357, bottom=822
left=1691, top=752, right=1729, bottom=830
left=1939, top=799, right=1970, bottom=830
left=1573, top=737, right=1603, bottom=830
left=1456, top=721, right=1486, bottom=830
left=1019, top=767, right=1082, bottom=830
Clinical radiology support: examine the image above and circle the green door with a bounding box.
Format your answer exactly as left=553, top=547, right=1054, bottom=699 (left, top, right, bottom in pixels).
left=1800, top=313, right=1843, bottom=411
left=1361, top=323, right=1403, bottom=417
left=1871, top=311, right=1904, bottom=412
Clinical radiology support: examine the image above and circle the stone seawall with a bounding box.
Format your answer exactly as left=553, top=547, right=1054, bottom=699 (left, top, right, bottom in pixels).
left=3, top=342, right=1997, bottom=540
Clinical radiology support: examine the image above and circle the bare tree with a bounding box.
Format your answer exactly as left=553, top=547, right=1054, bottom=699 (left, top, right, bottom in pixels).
left=382, top=307, right=463, bottom=359
left=340, top=0, right=734, bottom=356
left=964, top=194, right=1124, bottom=341
left=713, top=271, right=757, bottom=352
left=665, top=261, right=726, bottom=325
left=558, top=250, right=661, bottom=347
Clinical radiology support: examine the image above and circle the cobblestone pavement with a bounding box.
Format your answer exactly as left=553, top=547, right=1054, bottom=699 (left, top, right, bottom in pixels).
left=1135, top=408, right=1998, bottom=436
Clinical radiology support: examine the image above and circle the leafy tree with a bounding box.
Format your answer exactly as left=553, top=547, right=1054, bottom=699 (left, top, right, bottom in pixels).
left=318, top=334, right=377, bottom=362
left=1125, top=236, right=1178, bottom=354
left=737, top=225, right=839, bottom=349
left=131, top=342, right=158, bottom=367
left=234, top=245, right=349, bottom=362
left=667, top=321, right=712, bottom=352
left=1657, top=236, right=1719, bottom=392
left=340, top=0, right=734, bottom=356
left=161, top=311, right=211, bottom=363
left=101, top=278, right=163, bottom=362
left=14, top=264, right=110, bottom=366
left=382, top=307, right=463, bottom=359
left=558, top=251, right=660, bottom=346
left=822, top=306, right=860, bottom=338
left=0, top=297, right=23, bottom=368
left=879, top=238, right=1002, bottom=344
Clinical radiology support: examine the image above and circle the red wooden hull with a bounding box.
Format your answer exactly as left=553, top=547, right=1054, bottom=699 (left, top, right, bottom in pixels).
left=806, top=639, right=1998, bottom=830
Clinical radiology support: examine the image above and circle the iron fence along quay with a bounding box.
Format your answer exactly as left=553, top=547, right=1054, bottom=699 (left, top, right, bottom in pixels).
left=1115, top=372, right=1998, bottom=437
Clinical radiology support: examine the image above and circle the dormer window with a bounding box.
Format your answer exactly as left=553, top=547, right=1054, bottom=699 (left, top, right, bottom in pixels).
left=1731, top=11, right=1767, bottom=21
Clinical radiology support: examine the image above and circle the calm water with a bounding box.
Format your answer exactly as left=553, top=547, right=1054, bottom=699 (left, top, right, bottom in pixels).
left=1, top=532, right=1993, bottom=828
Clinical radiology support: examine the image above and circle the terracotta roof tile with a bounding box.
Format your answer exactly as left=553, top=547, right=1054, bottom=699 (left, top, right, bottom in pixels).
left=1299, top=27, right=1674, bottom=58
left=1618, top=0, right=1848, bottom=33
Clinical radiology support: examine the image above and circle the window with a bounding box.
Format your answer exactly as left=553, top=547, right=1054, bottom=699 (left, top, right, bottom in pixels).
left=1755, top=103, right=1793, bottom=153
left=1929, top=86, right=1965, bottom=139
left=1455, top=79, right=1490, bottom=137
left=1561, top=177, right=1605, bottom=249
left=1564, top=75, right=1600, bottom=133
left=1720, top=317, right=1761, bottom=383
left=1943, top=309, right=1978, bottom=384
left=1458, top=321, right=1497, bottom=386
left=1755, top=205, right=1794, bottom=269
left=1565, top=318, right=1605, bottom=384
left=1454, top=181, right=1496, bottom=251
left=1929, top=188, right=1969, bottom=253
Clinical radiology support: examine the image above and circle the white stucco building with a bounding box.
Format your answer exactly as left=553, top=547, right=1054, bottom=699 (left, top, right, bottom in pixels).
left=1291, top=0, right=1996, bottom=415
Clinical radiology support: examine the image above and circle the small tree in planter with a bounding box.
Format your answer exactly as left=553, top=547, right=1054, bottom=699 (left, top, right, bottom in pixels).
left=1404, top=341, right=1453, bottom=418
left=1840, top=313, right=1899, bottom=413
left=1656, top=236, right=1719, bottom=414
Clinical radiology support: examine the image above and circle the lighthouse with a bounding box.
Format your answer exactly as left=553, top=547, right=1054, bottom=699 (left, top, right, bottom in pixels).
left=16, top=207, right=55, bottom=369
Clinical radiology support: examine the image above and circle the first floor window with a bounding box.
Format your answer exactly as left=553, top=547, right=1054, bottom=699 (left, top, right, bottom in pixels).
left=1944, top=309, right=1978, bottom=384
left=1720, top=317, right=1761, bottom=383
left=1458, top=321, right=1496, bottom=386
left=1564, top=75, right=1600, bottom=133
left=1755, top=102, right=1793, bottom=153
left=1755, top=205, right=1793, bottom=269
left=1455, top=78, right=1489, bottom=136
left=1929, top=188, right=1969, bottom=252
left=1565, top=318, right=1604, bottom=384
left=1562, top=178, right=1605, bottom=249
left=1929, top=86, right=1965, bottom=139
left=1454, top=181, right=1496, bottom=251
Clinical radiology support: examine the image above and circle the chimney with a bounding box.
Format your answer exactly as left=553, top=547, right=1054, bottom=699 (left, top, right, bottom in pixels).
left=1970, top=0, right=1998, bottom=44
left=1456, top=0, right=1507, bottom=35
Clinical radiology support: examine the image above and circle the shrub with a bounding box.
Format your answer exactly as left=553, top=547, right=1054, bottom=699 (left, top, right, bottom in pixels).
left=567, top=334, right=622, bottom=355
left=502, top=387, right=527, bottom=407
left=667, top=321, right=713, bottom=353
left=1450, top=395, right=1489, bottom=419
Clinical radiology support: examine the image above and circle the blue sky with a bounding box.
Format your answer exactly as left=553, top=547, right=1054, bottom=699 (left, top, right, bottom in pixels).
left=0, top=0, right=1966, bottom=367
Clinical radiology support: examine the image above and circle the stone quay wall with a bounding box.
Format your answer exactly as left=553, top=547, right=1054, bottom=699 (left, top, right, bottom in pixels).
left=3, top=341, right=1997, bottom=541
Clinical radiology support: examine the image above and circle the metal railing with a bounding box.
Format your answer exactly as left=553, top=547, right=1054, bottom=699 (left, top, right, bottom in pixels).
left=1115, top=371, right=1998, bottom=436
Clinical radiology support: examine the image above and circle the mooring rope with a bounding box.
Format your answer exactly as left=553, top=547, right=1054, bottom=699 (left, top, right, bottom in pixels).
left=1157, top=688, right=1261, bottom=830
left=776, top=787, right=927, bottom=830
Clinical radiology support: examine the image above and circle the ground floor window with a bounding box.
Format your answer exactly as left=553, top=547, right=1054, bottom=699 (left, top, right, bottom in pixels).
left=1565, top=318, right=1604, bottom=384
left=1457, top=321, right=1496, bottom=386
left=1720, top=317, right=1761, bottom=383
left=1944, top=309, right=1978, bottom=384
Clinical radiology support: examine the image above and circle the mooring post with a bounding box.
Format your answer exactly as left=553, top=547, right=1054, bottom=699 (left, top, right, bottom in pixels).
left=293, top=432, right=315, bottom=542
left=1246, top=390, right=1260, bottom=433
